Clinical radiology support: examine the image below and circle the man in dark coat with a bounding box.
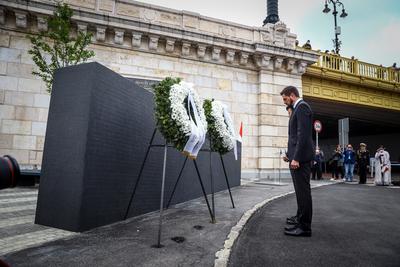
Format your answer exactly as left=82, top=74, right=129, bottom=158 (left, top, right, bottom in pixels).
left=357, top=143, right=370, bottom=184
left=281, top=86, right=314, bottom=237
left=311, top=149, right=323, bottom=180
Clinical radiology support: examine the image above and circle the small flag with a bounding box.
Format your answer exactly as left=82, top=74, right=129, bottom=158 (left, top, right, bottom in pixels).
left=237, top=122, right=243, bottom=143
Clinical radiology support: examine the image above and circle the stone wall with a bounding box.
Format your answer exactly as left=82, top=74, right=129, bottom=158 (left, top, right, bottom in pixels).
left=0, top=29, right=49, bottom=167
left=0, top=0, right=318, bottom=180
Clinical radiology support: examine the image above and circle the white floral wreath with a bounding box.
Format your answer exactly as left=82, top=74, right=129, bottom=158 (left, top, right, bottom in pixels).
left=169, top=81, right=207, bottom=136
left=206, top=100, right=237, bottom=153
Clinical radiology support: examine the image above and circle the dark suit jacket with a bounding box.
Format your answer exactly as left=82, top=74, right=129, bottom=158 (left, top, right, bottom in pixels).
left=287, top=100, right=314, bottom=163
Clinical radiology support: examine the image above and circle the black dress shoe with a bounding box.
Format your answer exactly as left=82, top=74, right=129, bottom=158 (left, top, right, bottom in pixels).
left=284, top=226, right=311, bottom=237
left=284, top=224, right=298, bottom=231
left=286, top=216, right=298, bottom=225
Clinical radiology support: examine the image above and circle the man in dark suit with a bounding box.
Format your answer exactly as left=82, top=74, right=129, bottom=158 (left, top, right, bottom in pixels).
left=280, top=86, right=314, bottom=237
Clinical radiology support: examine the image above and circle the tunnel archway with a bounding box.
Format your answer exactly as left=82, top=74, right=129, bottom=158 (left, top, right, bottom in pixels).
left=305, top=96, right=400, bottom=162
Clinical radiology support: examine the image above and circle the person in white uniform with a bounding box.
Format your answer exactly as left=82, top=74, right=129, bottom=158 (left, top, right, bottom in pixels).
left=374, top=145, right=391, bottom=186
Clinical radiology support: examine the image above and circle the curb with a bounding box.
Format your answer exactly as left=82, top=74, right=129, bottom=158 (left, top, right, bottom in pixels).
left=213, top=182, right=337, bottom=267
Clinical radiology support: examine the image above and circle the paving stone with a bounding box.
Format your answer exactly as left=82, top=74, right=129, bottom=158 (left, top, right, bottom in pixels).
left=0, top=215, right=33, bottom=228
left=0, top=199, right=36, bottom=208
left=0, top=222, right=43, bottom=239
left=0, top=229, right=76, bottom=255
left=0, top=197, right=37, bottom=204
left=0, top=205, right=36, bottom=214
left=0, top=191, right=37, bottom=199
left=0, top=209, right=35, bottom=220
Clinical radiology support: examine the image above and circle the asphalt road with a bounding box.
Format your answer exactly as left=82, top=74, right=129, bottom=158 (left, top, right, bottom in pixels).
left=229, top=183, right=400, bottom=267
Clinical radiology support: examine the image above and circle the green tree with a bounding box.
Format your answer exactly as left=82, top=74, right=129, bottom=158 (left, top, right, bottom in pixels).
left=28, top=3, right=95, bottom=93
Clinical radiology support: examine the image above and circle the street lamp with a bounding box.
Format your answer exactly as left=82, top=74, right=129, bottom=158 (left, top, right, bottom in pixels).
left=322, top=0, right=348, bottom=54
left=263, top=0, right=280, bottom=25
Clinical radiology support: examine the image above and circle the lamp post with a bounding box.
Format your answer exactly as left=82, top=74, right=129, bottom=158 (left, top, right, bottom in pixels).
left=322, top=0, right=348, bottom=54
left=263, top=0, right=279, bottom=25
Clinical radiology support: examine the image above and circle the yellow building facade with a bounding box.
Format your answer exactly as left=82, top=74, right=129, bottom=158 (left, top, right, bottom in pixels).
left=302, top=51, right=400, bottom=161
left=304, top=52, right=400, bottom=111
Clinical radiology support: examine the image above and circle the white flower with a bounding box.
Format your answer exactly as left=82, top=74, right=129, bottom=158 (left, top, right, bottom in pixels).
left=168, top=81, right=207, bottom=136
left=209, top=100, right=236, bottom=151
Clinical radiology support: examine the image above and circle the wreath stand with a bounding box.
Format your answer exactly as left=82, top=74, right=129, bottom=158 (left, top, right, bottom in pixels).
left=124, top=128, right=215, bottom=248
left=166, top=136, right=235, bottom=223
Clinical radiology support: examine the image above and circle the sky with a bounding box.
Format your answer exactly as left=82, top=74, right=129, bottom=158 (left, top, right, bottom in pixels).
left=137, top=0, right=400, bottom=67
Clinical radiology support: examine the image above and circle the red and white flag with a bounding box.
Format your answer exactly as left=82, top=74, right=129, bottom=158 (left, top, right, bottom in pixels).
left=237, top=122, right=243, bottom=143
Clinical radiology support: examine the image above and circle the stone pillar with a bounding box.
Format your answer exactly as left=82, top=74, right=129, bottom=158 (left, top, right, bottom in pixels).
left=257, top=70, right=303, bottom=179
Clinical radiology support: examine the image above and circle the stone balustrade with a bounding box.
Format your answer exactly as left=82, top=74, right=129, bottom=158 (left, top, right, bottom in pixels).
left=315, top=52, right=400, bottom=86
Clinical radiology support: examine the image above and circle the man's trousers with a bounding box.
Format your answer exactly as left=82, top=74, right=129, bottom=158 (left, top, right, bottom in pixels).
left=290, top=162, right=313, bottom=230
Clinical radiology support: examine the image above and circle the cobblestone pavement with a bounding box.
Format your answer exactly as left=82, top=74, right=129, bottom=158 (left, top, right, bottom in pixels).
left=0, top=187, right=76, bottom=256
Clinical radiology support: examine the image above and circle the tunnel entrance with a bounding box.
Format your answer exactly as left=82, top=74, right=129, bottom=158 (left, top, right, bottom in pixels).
left=305, top=97, right=400, bottom=163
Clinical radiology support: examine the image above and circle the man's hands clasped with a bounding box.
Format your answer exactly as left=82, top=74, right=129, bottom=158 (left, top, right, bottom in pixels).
left=290, top=160, right=300, bottom=169
left=282, top=154, right=300, bottom=169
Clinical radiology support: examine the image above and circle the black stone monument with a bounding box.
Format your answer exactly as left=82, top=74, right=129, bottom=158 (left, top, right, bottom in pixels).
left=35, top=62, right=241, bottom=232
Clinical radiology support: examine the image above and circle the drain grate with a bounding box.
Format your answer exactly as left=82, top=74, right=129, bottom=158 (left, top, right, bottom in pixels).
left=171, top=236, right=186, bottom=243
left=193, top=225, right=204, bottom=230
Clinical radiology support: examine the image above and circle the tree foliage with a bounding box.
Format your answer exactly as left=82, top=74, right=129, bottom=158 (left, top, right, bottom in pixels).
left=28, top=3, right=95, bottom=93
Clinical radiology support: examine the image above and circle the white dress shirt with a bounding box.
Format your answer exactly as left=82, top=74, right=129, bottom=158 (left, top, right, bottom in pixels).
left=293, top=98, right=303, bottom=109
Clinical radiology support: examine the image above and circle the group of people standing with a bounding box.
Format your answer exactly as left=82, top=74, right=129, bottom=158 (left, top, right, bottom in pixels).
left=329, top=144, right=362, bottom=183
left=329, top=143, right=391, bottom=185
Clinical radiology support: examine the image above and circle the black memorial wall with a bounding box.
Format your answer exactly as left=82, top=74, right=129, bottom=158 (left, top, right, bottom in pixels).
left=35, top=62, right=241, bottom=232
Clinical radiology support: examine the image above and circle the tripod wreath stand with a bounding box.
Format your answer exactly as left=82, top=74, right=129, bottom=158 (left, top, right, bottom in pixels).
left=124, top=128, right=235, bottom=248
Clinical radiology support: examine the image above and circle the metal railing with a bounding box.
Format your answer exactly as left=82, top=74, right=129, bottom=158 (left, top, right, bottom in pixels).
left=315, top=53, right=400, bottom=83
